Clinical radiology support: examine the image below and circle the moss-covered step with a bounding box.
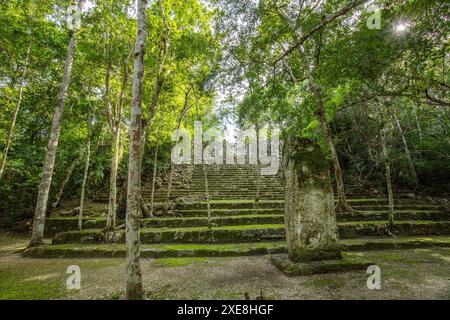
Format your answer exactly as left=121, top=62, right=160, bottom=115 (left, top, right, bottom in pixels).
left=52, top=221, right=450, bottom=244
left=43, top=209, right=449, bottom=235
left=169, top=208, right=283, bottom=217
left=342, top=198, right=442, bottom=205
left=339, top=220, right=450, bottom=238
left=53, top=224, right=285, bottom=244
left=173, top=200, right=284, bottom=210
left=148, top=211, right=449, bottom=228
left=44, top=217, right=107, bottom=236
left=337, top=210, right=449, bottom=222
left=23, top=236, right=450, bottom=259
left=351, top=204, right=444, bottom=211
left=142, top=214, right=284, bottom=228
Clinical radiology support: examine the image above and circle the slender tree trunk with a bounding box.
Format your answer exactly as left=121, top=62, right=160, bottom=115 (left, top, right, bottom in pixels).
left=125, top=0, right=147, bottom=300
left=106, top=129, right=120, bottom=230
left=104, top=56, right=129, bottom=229
left=413, top=103, right=422, bottom=142
left=117, top=172, right=128, bottom=221
left=165, top=92, right=191, bottom=207
left=79, top=136, right=91, bottom=230
left=29, top=0, right=85, bottom=247
left=78, top=122, right=102, bottom=228
left=392, top=111, right=419, bottom=189
left=192, top=92, right=211, bottom=226
left=0, top=43, right=31, bottom=180
left=149, top=143, right=159, bottom=216
left=308, top=76, right=355, bottom=212
left=52, top=157, right=78, bottom=209
left=143, top=0, right=169, bottom=133
left=203, top=158, right=212, bottom=228
left=255, top=124, right=261, bottom=202
left=380, top=127, right=394, bottom=228
left=149, top=113, right=163, bottom=216
left=165, top=120, right=181, bottom=206
left=140, top=195, right=150, bottom=217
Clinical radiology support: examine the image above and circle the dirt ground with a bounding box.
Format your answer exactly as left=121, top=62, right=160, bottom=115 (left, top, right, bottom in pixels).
left=0, top=232, right=449, bottom=300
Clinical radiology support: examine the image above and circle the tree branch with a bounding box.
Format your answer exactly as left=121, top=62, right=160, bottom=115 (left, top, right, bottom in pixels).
left=273, top=0, right=368, bottom=65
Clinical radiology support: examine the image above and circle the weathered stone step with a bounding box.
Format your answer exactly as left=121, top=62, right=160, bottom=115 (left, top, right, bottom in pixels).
left=24, top=236, right=450, bottom=259
left=145, top=190, right=285, bottom=196
left=52, top=221, right=450, bottom=244
left=142, top=214, right=283, bottom=228
left=150, top=184, right=283, bottom=189
left=167, top=208, right=284, bottom=217
left=173, top=200, right=284, bottom=210
left=351, top=204, right=443, bottom=211
left=142, top=184, right=285, bottom=190
left=45, top=210, right=449, bottom=235
left=189, top=178, right=283, bottom=182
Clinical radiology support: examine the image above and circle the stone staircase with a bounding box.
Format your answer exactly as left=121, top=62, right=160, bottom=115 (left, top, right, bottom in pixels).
left=24, top=164, right=450, bottom=258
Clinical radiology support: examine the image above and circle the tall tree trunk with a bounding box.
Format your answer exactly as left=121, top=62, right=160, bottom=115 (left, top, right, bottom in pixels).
left=203, top=159, right=212, bottom=228
left=106, top=128, right=120, bottom=230
left=255, top=124, right=261, bottom=202
left=78, top=136, right=91, bottom=230
left=165, top=90, right=191, bottom=208
left=380, top=127, right=394, bottom=228
left=308, top=76, right=355, bottom=213
left=392, top=111, right=419, bottom=189
left=149, top=113, right=164, bottom=216
left=149, top=142, right=159, bottom=216
left=413, top=102, right=423, bottom=142
left=104, top=54, right=129, bottom=230
left=29, top=0, right=85, bottom=247
left=0, top=42, right=31, bottom=180
left=51, top=157, right=78, bottom=209
left=142, top=0, right=169, bottom=133
left=165, top=120, right=181, bottom=207
left=284, top=137, right=341, bottom=262
left=125, top=0, right=147, bottom=300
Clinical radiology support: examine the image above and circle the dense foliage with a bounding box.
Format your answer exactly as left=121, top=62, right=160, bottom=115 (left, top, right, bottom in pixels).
left=0, top=0, right=449, bottom=227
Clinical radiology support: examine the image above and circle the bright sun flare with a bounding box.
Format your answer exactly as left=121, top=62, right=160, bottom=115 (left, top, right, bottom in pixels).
left=394, top=22, right=409, bottom=34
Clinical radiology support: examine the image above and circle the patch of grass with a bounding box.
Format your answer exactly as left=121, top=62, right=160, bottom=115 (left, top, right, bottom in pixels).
left=0, top=269, right=65, bottom=300
left=151, top=257, right=209, bottom=268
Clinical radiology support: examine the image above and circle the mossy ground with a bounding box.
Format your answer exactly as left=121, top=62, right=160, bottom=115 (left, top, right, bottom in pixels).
left=1, top=232, right=449, bottom=299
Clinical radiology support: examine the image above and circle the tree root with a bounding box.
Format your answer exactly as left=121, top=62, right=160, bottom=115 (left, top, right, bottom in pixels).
left=335, top=201, right=358, bottom=213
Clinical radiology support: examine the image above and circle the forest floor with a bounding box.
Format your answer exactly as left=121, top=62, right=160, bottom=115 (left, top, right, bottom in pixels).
left=0, top=231, right=449, bottom=300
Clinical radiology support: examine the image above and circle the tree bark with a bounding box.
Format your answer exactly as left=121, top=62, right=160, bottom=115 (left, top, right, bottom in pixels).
left=380, top=127, right=394, bottom=228
left=203, top=160, right=212, bottom=228
left=413, top=102, right=422, bottom=142
left=125, top=0, right=147, bottom=300
left=51, top=156, right=78, bottom=209
left=79, top=136, right=91, bottom=230
left=0, top=42, right=31, bottom=180
left=284, top=137, right=341, bottom=262
left=392, top=111, right=419, bottom=189
left=29, top=0, right=85, bottom=247
left=104, top=46, right=131, bottom=231
left=308, top=76, right=355, bottom=213
left=165, top=119, right=182, bottom=206
left=255, top=124, right=261, bottom=202
left=143, top=0, right=169, bottom=133
left=149, top=113, right=164, bottom=216
left=106, top=128, right=120, bottom=230
left=165, top=90, right=191, bottom=207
